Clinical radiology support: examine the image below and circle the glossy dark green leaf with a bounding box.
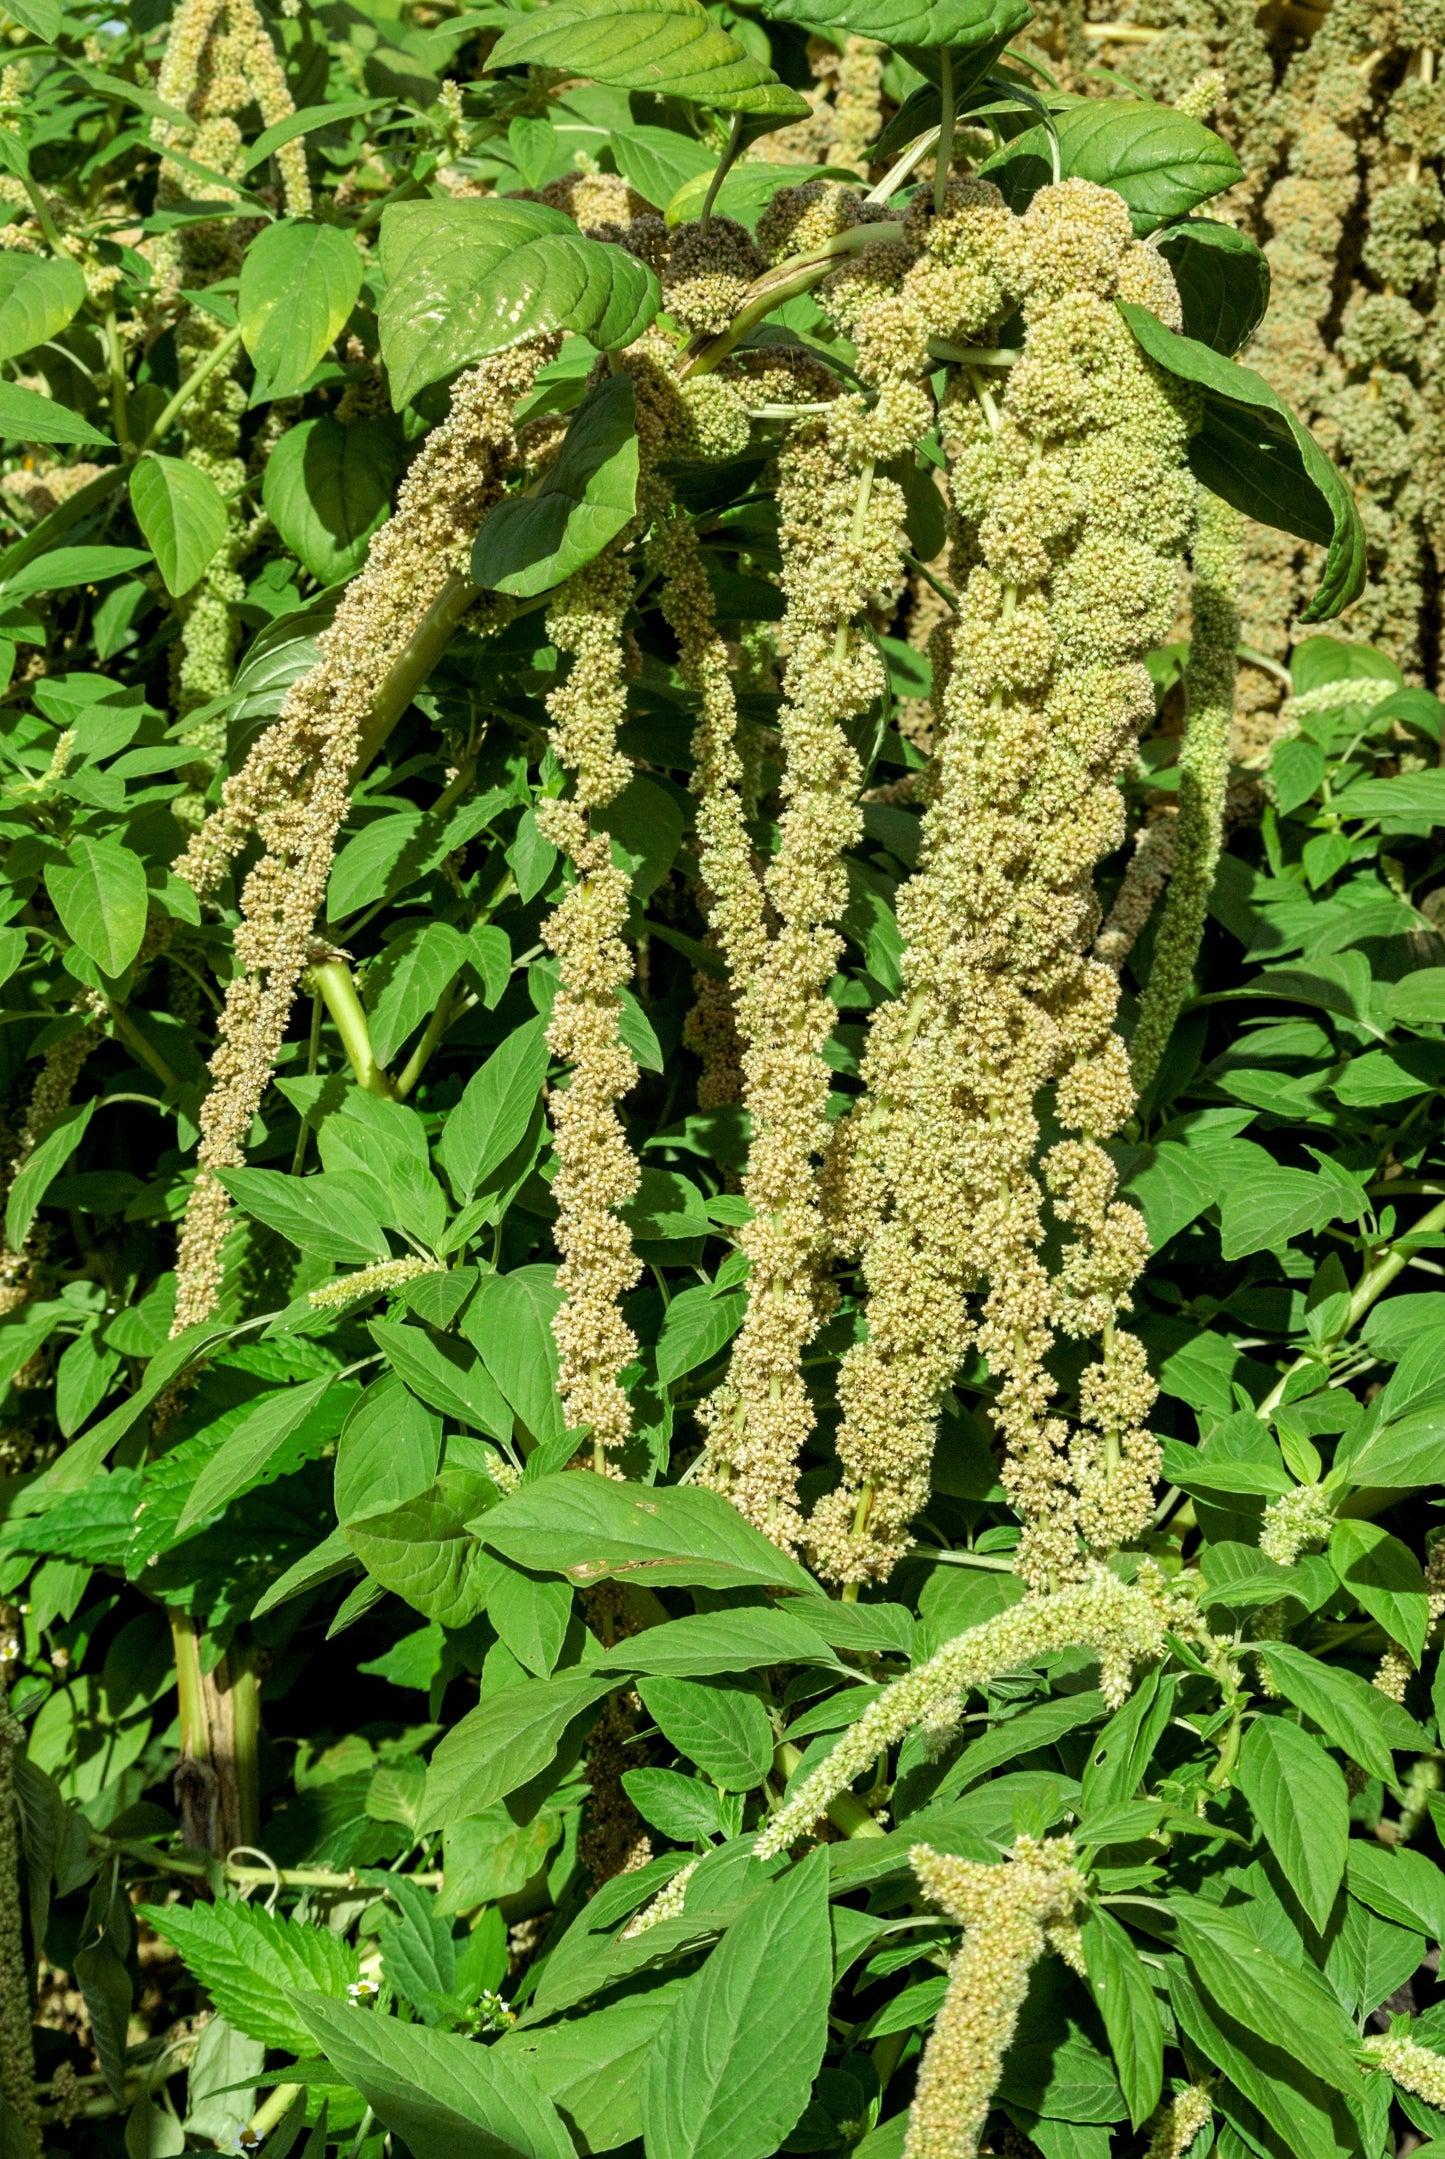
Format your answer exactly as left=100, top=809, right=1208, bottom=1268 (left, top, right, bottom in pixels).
left=377, top=198, right=659, bottom=407
left=1169, top=1899, right=1364, bottom=2096
left=1118, top=303, right=1364, bottom=622
left=488, top=0, right=810, bottom=116
left=460, top=1265, right=566, bottom=1444
left=1157, top=217, right=1270, bottom=356
left=435, top=1018, right=550, bottom=1202
left=472, top=371, right=638, bottom=599
left=980, top=102, right=1241, bottom=234
left=369, top=1319, right=513, bottom=1440
left=262, top=416, right=402, bottom=584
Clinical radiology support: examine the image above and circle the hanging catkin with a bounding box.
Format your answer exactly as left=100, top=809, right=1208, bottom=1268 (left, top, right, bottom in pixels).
left=171, top=341, right=552, bottom=1329
left=812, top=182, right=1194, bottom=1591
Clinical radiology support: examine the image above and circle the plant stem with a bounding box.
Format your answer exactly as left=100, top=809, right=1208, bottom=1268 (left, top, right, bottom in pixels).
left=138, top=319, right=245, bottom=454
left=102, top=306, right=130, bottom=451
left=101, top=995, right=180, bottom=1089
left=351, top=569, right=481, bottom=777
left=310, top=959, right=395, bottom=1099
left=168, top=1613, right=261, bottom=1857
left=394, top=976, right=471, bottom=1101
left=244, top=2085, right=302, bottom=2143
left=699, top=111, right=745, bottom=237
left=934, top=46, right=955, bottom=218
left=290, top=993, right=323, bottom=1175
left=677, top=222, right=905, bottom=381
left=1257, top=1195, right=1445, bottom=1417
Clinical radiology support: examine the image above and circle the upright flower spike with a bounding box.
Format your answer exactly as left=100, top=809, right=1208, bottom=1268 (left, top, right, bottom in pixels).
left=813, top=180, right=1195, bottom=1590
left=171, top=341, right=552, bottom=1330
left=755, top=1566, right=1168, bottom=1857
left=904, top=1836, right=1088, bottom=2159
left=1129, top=488, right=1243, bottom=1098
left=536, top=543, right=643, bottom=1468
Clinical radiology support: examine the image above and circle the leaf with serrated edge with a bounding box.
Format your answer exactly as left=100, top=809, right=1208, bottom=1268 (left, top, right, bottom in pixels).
left=137, top=1901, right=358, bottom=2054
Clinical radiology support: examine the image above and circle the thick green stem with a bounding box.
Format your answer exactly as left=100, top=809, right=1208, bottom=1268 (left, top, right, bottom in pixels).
left=773, top=1741, right=887, bottom=1839
left=934, top=46, right=955, bottom=218
left=139, top=319, right=245, bottom=454
left=169, top=1613, right=260, bottom=1857
left=394, top=976, right=470, bottom=1100
left=677, top=222, right=905, bottom=381
left=699, top=111, right=745, bottom=237
left=310, top=959, right=394, bottom=1099
left=1130, top=490, right=1243, bottom=1099
left=351, top=569, right=481, bottom=777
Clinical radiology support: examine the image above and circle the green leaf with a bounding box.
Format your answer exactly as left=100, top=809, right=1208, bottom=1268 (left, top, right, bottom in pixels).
left=364, top=920, right=470, bottom=1068
left=377, top=199, right=659, bottom=408
left=4, top=1096, right=96, bottom=1254
left=1345, top=1842, right=1445, bottom=1940
left=175, top=1374, right=335, bottom=1537
left=262, top=416, right=402, bottom=584
left=1080, top=1667, right=1176, bottom=1810
left=345, top=1463, right=498, bottom=1627
left=461, top=1266, right=566, bottom=1444
left=475, top=1472, right=815, bottom=1592
left=435, top=1019, right=550, bottom=1202
left=499, top=1984, right=687, bottom=2153
left=1344, top=1400, right=1445, bottom=1490
left=218, top=1167, right=391, bottom=1265
left=128, top=453, right=228, bottom=598
left=638, top=1676, right=773, bottom=1790
left=239, top=219, right=364, bottom=400
left=598, top=1607, right=839, bottom=1678
left=1, top=544, right=147, bottom=600
left=473, top=371, right=638, bottom=600
left=609, top=123, right=716, bottom=210
left=1118, top=303, right=1364, bottom=622
left=1080, top=1910, right=1162, bottom=2130
left=137, top=1900, right=358, bottom=2055
left=980, top=103, right=1242, bottom=236
left=1216, top=1162, right=1341, bottom=1261
left=1334, top=769, right=1445, bottom=826
left=1156, top=217, right=1270, bottom=355
left=1236, top=1715, right=1348, bottom=1931
left=422, top=1668, right=617, bottom=1829
left=1168, top=1898, right=1364, bottom=2097
left=488, top=0, right=810, bottom=116
left=240, top=97, right=391, bottom=176
left=44, top=836, right=148, bottom=977
left=762, top=0, right=1026, bottom=49
left=624, top=1767, right=735, bottom=1841
left=1329, top=1518, right=1429, bottom=1660
left=655, top=1283, right=746, bottom=1386
left=641, top=1846, right=832, bottom=2159
left=4, top=0, right=60, bottom=38
left=369, top=1319, right=512, bottom=1439
left=1167, top=1960, right=1359, bottom=2159
left=1257, top=1639, right=1426, bottom=1782
left=295, top=1996, right=575, bottom=2159
left=0, top=378, right=111, bottom=446
left=1386, top=969, right=1445, bottom=1025
left=477, top=1551, right=574, bottom=1677
left=0, top=251, right=86, bottom=362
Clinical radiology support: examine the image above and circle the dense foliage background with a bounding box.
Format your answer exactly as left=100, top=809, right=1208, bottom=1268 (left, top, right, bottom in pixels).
left=2, top=0, right=1445, bottom=2155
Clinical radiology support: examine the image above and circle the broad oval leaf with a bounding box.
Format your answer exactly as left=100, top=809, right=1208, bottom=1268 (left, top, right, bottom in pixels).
left=218, top=1166, right=392, bottom=1264
left=1236, top=1715, right=1349, bottom=1931
left=295, top=1995, right=576, bottom=2159
left=44, top=835, right=149, bottom=978
left=637, top=1675, right=774, bottom=1790
left=137, top=1900, right=359, bottom=2056
left=980, top=100, right=1242, bottom=234
left=641, top=1847, right=832, bottom=2159
left=238, top=218, right=364, bottom=401
left=344, top=1463, right=498, bottom=1628
left=474, top=1471, right=816, bottom=1592
left=597, top=1606, right=840, bottom=1678
left=1257, top=1639, right=1428, bottom=1783
left=128, top=453, right=229, bottom=597
left=1118, top=302, right=1366, bottom=622
left=764, top=0, right=1026, bottom=49
left=261, top=415, right=402, bottom=584
left=422, top=1668, right=618, bottom=1828
left=377, top=199, right=660, bottom=408
left=472, top=371, right=639, bottom=599
left=0, top=251, right=86, bottom=363
left=0, top=379, right=112, bottom=448
left=488, top=0, right=810, bottom=116
left=1329, top=1517, right=1429, bottom=1660
left=1157, top=216, right=1271, bottom=356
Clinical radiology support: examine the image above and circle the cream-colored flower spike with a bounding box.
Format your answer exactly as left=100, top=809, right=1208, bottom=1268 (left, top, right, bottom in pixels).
left=1366, top=2031, right=1445, bottom=2109
left=904, top=1836, right=1087, bottom=2159
left=755, top=1567, right=1167, bottom=1859
left=1142, top=2083, right=1214, bottom=2159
